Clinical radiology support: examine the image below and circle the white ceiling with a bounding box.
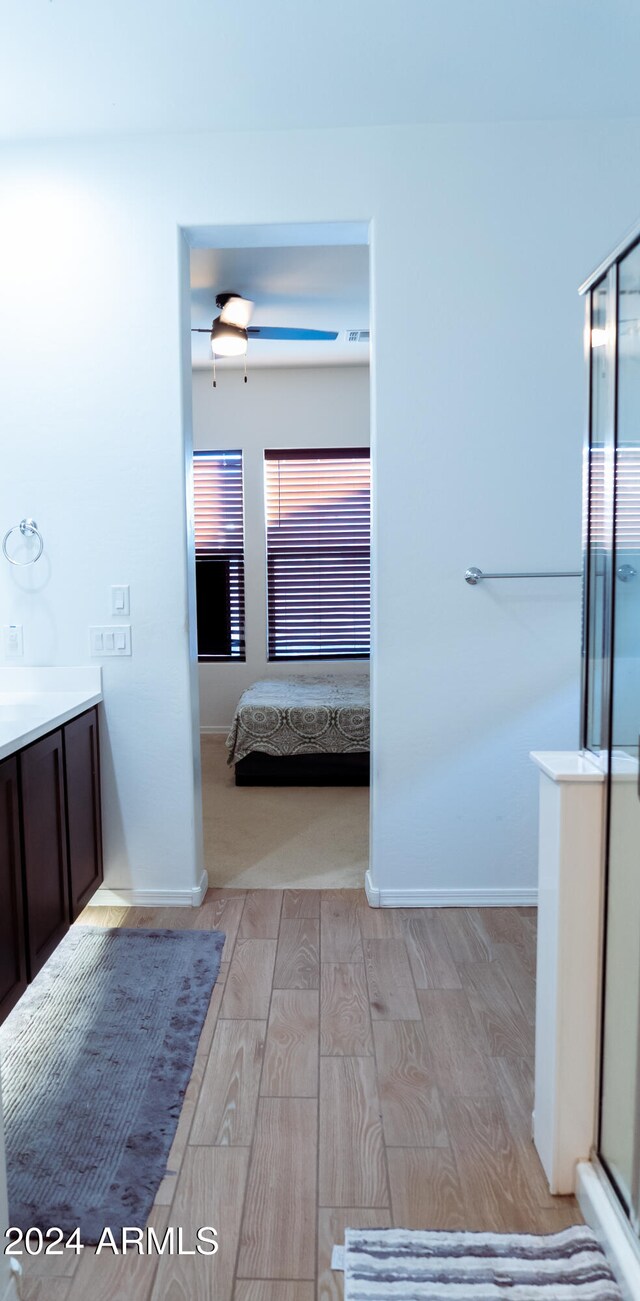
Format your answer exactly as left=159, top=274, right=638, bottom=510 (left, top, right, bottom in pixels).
left=0, top=1, right=639, bottom=140
left=190, top=244, right=370, bottom=370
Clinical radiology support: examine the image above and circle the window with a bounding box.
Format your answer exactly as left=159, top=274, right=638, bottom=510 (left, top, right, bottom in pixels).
left=193, top=450, right=245, bottom=660
left=589, top=444, right=640, bottom=549
left=264, top=448, right=370, bottom=660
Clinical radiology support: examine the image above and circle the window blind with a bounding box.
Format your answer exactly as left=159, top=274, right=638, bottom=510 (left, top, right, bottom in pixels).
left=193, top=450, right=245, bottom=660
left=589, top=444, right=640, bottom=549
left=265, top=448, right=370, bottom=660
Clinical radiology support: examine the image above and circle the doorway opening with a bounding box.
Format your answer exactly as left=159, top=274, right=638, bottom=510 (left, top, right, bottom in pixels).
left=182, top=222, right=372, bottom=890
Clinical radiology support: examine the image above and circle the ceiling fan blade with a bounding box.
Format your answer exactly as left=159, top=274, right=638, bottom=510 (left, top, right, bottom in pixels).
left=247, top=326, right=338, bottom=341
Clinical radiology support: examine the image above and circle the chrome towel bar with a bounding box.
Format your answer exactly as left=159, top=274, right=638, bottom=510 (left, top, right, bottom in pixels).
left=465, top=566, right=581, bottom=585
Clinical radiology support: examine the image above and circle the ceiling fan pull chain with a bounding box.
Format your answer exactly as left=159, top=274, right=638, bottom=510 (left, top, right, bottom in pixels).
left=244, top=355, right=248, bottom=384
left=212, top=355, right=217, bottom=388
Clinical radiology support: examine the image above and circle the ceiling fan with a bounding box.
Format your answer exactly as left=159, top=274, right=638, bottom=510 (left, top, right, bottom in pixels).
left=191, top=292, right=338, bottom=358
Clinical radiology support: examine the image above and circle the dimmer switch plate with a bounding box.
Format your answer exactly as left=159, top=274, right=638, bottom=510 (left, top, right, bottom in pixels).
left=111, top=585, right=130, bottom=616
left=90, top=625, right=132, bottom=656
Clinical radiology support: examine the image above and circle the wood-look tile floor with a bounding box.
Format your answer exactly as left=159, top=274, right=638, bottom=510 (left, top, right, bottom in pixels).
left=21, top=891, right=581, bottom=1301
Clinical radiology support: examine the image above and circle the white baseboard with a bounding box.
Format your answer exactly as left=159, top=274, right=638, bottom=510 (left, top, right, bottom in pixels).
left=364, top=870, right=380, bottom=906
left=364, top=872, right=536, bottom=908
left=576, top=1160, right=640, bottom=1301
left=200, top=725, right=231, bottom=735
left=92, top=870, right=209, bottom=909
left=192, top=869, right=209, bottom=905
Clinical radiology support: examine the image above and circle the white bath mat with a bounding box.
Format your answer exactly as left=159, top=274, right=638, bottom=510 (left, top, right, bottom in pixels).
left=333, top=1225, right=623, bottom=1298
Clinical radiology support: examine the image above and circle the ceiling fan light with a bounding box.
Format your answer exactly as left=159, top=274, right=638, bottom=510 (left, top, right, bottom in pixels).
left=210, top=317, right=248, bottom=357
left=218, top=294, right=255, bottom=328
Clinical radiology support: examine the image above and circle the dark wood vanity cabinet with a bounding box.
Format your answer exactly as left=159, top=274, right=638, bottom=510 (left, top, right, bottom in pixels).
left=0, top=706, right=103, bottom=1016
left=21, top=728, right=70, bottom=979
left=64, top=708, right=103, bottom=920
left=0, top=756, right=28, bottom=1021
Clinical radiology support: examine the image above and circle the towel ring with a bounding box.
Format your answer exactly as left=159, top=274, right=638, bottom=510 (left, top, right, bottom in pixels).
left=2, top=519, right=44, bottom=566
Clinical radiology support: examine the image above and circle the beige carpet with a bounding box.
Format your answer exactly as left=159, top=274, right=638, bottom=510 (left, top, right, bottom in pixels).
left=201, top=734, right=369, bottom=889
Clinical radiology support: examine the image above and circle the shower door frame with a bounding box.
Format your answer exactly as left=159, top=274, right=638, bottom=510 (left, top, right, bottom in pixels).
left=580, top=219, right=640, bottom=1235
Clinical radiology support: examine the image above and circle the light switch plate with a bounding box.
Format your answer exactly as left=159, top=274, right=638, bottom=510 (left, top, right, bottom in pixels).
left=3, top=625, right=23, bottom=657
left=90, top=625, right=132, bottom=656
left=110, top=584, right=130, bottom=616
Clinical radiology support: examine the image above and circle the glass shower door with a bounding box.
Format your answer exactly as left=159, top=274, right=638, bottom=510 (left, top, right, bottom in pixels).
left=598, top=240, right=640, bottom=1227
left=585, top=274, right=615, bottom=755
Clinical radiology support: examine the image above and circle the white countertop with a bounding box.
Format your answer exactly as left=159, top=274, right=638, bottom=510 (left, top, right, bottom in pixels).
left=530, top=750, right=606, bottom=783
left=531, top=748, right=638, bottom=783
left=0, top=667, right=103, bottom=761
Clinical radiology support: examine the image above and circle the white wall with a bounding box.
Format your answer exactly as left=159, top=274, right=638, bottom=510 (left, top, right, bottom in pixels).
left=1, top=122, right=640, bottom=901
left=192, top=364, right=370, bottom=728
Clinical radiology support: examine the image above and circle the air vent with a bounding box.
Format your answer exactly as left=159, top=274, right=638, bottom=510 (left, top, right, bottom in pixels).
left=345, top=329, right=370, bottom=344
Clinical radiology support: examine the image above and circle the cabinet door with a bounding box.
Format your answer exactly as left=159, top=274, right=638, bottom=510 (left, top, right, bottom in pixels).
left=65, top=707, right=103, bottom=919
left=20, top=729, right=69, bottom=978
left=0, top=756, right=27, bottom=1022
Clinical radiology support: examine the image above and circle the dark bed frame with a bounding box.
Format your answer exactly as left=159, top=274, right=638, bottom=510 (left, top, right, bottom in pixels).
left=234, top=751, right=370, bottom=787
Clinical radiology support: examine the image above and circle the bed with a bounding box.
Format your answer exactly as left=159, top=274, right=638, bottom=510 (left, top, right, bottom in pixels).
left=226, top=674, right=370, bottom=786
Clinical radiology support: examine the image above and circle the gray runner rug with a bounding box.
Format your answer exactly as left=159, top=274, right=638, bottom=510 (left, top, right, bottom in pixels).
left=332, top=1226, right=623, bottom=1299
left=0, top=926, right=224, bottom=1242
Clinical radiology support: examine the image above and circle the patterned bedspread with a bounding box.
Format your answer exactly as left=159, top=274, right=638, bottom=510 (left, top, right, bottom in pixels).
left=226, top=674, right=370, bottom=765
